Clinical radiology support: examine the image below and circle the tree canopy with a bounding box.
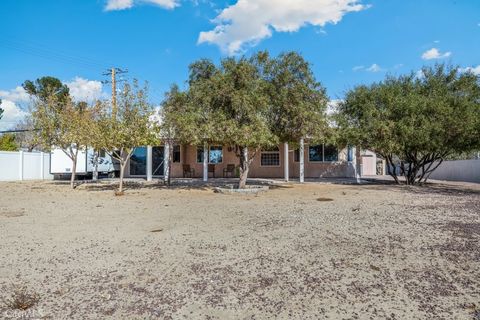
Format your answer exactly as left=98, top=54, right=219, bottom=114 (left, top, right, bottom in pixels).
left=23, top=76, right=70, bottom=104
left=263, top=51, right=329, bottom=143
left=0, top=133, right=18, bottom=151
left=95, top=81, right=155, bottom=193
left=162, top=51, right=329, bottom=188
left=32, top=93, right=96, bottom=188
left=335, top=64, right=480, bottom=184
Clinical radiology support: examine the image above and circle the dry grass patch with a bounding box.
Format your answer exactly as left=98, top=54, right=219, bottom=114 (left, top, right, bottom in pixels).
left=3, top=285, right=39, bottom=311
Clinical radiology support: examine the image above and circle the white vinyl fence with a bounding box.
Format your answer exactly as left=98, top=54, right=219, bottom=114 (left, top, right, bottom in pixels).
left=429, top=159, right=480, bottom=183
left=0, top=151, right=53, bottom=181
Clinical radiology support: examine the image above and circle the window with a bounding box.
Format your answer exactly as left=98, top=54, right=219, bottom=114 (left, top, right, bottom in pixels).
left=261, top=147, right=280, bottom=166
left=324, top=145, right=338, bottom=161
left=308, top=144, right=338, bottom=162
left=347, top=146, right=354, bottom=162
left=130, top=147, right=147, bottom=175
left=209, top=146, right=223, bottom=164
left=172, top=145, right=181, bottom=163
left=197, top=147, right=204, bottom=163
left=294, top=149, right=300, bottom=162
left=197, top=146, right=223, bottom=164
left=309, top=145, right=323, bottom=162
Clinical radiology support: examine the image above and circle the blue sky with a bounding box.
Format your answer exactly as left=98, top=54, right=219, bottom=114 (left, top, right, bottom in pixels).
left=0, top=0, right=479, bottom=129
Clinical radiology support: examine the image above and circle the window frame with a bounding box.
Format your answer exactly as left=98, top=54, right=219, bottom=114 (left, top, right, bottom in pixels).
left=307, top=144, right=339, bottom=163
left=172, top=145, right=181, bottom=163
left=260, top=147, right=281, bottom=167
left=129, top=146, right=147, bottom=176
left=196, top=145, right=224, bottom=164
left=294, top=149, right=300, bottom=162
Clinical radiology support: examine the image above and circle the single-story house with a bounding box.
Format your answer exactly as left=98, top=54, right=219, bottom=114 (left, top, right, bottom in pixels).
left=124, top=142, right=363, bottom=181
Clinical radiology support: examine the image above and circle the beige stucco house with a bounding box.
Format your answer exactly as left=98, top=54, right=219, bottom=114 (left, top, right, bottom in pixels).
left=124, top=142, right=359, bottom=180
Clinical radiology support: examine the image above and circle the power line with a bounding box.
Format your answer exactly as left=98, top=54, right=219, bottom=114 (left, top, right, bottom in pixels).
left=0, top=36, right=113, bottom=71
left=103, top=68, right=128, bottom=118
left=0, top=128, right=38, bottom=134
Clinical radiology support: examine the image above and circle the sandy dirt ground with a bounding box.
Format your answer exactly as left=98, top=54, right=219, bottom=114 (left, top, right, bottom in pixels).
left=0, top=179, right=479, bottom=319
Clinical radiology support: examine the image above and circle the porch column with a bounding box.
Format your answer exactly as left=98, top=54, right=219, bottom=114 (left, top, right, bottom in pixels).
left=299, top=138, right=304, bottom=183
left=146, top=145, right=153, bottom=182
left=284, top=142, right=289, bottom=182
left=203, top=144, right=208, bottom=182
left=163, top=143, right=170, bottom=183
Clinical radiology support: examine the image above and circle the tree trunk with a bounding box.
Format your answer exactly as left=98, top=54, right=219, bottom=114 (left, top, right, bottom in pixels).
left=70, top=148, right=79, bottom=189
left=238, top=146, right=249, bottom=189
left=163, top=142, right=170, bottom=185
left=386, top=155, right=400, bottom=184
left=93, top=150, right=99, bottom=182
left=119, top=160, right=126, bottom=193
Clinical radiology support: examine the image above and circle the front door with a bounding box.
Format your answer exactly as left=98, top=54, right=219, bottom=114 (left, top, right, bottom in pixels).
left=152, top=146, right=164, bottom=176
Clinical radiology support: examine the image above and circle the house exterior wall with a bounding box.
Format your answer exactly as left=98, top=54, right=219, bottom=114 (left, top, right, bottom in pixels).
left=125, top=143, right=355, bottom=179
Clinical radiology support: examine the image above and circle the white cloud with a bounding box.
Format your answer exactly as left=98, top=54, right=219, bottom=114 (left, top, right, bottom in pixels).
left=366, top=63, right=383, bottom=72
left=0, top=86, right=29, bottom=104
left=460, top=65, right=480, bottom=75
left=415, top=69, right=425, bottom=79
left=421, top=48, right=451, bottom=60
left=327, top=99, right=342, bottom=115
left=352, top=65, right=364, bottom=72
left=198, top=0, right=368, bottom=55
left=105, top=0, right=179, bottom=11
left=352, top=63, right=385, bottom=72
left=0, top=100, right=27, bottom=131
left=65, top=77, right=105, bottom=102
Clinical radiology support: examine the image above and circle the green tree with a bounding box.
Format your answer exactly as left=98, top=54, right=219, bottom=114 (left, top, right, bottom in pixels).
left=0, top=133, right=18, bottom=151
left=165, top=56, right=276, bottom=189
left=22, top=77, right=70, bottom=104
left=14, top=114, right=40, bottom=152
left=264, top=51, right=329, bottom=144
left=96, top=81, right=155, bottom=194
left=158, top=84, right=189, bottom=185
left=33, top=95, right=95, bottom=188
left=336, top=64, right=480, bottom=185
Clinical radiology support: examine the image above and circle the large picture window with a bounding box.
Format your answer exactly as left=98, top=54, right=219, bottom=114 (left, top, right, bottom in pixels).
left=309, top=144, right=338, bottom=162
left=130, top=147, right=147, bottom=175
left=324, top=145, right=338, bottom=161
left=197, top=146, right=223, bottom=164
left=261, top=147, right=280, bottom=166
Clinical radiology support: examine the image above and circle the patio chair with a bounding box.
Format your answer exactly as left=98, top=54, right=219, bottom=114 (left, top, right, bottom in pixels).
left=208, top=164, right=216, bottom=178
left=223, top=164, right=236, bottom=178
left=183, top=164, right=195, bottom=178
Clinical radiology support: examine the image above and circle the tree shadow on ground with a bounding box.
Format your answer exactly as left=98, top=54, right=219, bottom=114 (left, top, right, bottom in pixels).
left=361, top=180, right=480, bottom=197
left=63, top=178, right=292, bottom=193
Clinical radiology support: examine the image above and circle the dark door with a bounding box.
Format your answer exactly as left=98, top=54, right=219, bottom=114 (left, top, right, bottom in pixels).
left=152, top=146, right=164, bottom=176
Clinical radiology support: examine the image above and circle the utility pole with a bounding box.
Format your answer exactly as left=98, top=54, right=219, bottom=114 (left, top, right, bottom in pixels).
left=102, top=67, right=128, bottom=119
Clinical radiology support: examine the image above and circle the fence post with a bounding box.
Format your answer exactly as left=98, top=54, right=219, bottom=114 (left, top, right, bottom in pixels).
left=19, top=150, right=24, bottom=181
left=40, top=152, right=45, bottom=180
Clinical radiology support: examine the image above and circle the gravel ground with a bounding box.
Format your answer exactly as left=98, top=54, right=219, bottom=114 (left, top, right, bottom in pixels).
left=0, top=180, right=479, bottom=319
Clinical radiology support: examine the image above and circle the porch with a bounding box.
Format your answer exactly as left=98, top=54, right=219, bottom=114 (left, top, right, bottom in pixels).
left=124, top=143, right=362, bottom=181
